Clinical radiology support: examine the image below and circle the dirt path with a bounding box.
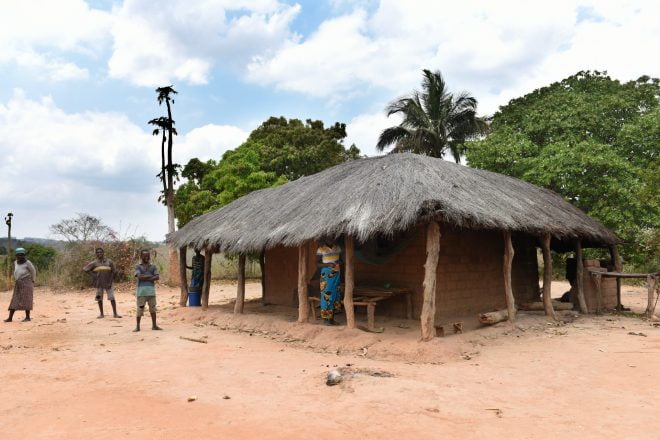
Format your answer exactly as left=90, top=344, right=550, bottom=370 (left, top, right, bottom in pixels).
left=1, top=281, right=658, bottom=439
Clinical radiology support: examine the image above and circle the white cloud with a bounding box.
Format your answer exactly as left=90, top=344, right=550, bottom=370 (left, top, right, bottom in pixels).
left=0, top=90, right=247, bottom=240
left=0, top=0, right=111, bottom=81
left=345, top=110, right=399, bottom=156
left=246, top=0, right=660, bottom=114
left=107, top=0, right=301, bottom=86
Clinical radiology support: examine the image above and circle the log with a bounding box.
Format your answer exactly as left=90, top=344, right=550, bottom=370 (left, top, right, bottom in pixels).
left=178, top=246, right=188, bottom=307
left=297, top=244, right=309, bottom=323
left=201, top=246, right=213, bottom=310
left=541, top=234, right=556, bottom=320
left=420, top=222, right=440, bottom=341
left=479, top=309, right=508, bottom=325
left=575, top=240, right=588, bottom=314
left=609, top=245, right=623, bottom=310
left=344, top=236, right=355, bottom=328
left=503, top=231, right=516, bottom=322
left=519, top=301, right=574, bottom=311
left=234, top=254, right=246, bottom=314
left=646, top=275, right=658, bottom=319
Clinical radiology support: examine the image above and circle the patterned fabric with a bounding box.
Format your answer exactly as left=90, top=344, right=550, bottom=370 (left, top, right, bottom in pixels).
left=189, top=254, right=205, bottom=292
left=83, top=259, right=115, bottom=289
left=9, top=277, right=33, bottom=311
left=320, top=267, right=341, bottom=320
left=317, top=244, right=341, bottom=264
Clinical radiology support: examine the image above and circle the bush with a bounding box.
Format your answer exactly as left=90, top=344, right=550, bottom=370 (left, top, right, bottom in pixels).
left=48, top=239, right=150, bottom=289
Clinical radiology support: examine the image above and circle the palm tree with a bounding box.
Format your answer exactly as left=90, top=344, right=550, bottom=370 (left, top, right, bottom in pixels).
left=377, top=69, right=488, bottom=163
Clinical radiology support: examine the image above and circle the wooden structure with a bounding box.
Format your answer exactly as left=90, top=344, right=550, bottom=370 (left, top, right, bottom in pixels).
left=168, top=154, right=621, bottom=340
left=588, top=270, right=659, bottom=317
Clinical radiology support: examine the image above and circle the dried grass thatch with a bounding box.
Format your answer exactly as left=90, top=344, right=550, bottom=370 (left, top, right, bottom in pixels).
left=167, top=153, right=619, bottom=253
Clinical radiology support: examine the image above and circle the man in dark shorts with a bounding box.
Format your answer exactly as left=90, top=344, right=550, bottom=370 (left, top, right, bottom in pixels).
left=133, top=249, right=162, bottom=332
left=83, top=247, right=121, bottom=318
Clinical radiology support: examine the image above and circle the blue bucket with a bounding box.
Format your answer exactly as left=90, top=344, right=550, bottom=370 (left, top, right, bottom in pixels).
left=188, top=291, right=202, bottom=307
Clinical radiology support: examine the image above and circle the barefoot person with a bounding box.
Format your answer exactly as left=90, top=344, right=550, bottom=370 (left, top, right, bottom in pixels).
left=133, top=250, right=162, bottom=332
left=83, top=247, right=121, bottom=318
left=317, top=238, right=342, bottom=326
left=4, top=248, right=36, bottom=322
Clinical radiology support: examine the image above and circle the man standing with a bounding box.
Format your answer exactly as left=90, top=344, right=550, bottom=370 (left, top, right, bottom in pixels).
left=133, top=249, right=162, bottom=332
left=83, top=247, right=121, bottom=318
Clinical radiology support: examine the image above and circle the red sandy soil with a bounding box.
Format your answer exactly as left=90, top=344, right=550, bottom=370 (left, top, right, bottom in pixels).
left=1, top=281, right=659, bottom=439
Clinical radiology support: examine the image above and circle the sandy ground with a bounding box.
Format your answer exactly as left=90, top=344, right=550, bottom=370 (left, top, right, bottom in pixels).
left=1, top=280, right=659, bottom=439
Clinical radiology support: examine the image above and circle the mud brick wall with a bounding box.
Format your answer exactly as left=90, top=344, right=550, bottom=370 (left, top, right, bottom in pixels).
left=582, top=267, right=617, bottom=311
left=263, top=224, right=540, bottom=319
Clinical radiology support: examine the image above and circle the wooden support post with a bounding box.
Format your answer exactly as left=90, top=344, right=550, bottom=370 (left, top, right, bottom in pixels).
left=178, top=247, right=188, bottom=307
left=646, top=275, right=658, bottom=319
left=367, top=303, right=375, bottom=331
left=259, top=250, right=266, bottom=306
left=592, top=272, right=602, bottom=315
left=541, top=234, right=556, bottom=320
left=420, top=222, right=440, bottom=341
left=609, top=245, right=623, bottom=310
left=503, top=231, right=516, bottom=323
left=344, top=236, right=355, bottom=328
left=575, top=240, right=588, bottom=314
left=297, top=244, right=309, bottom=323
left=201, top=246, right=213, bottom=310
left=234, top=254, right=246, bottom=314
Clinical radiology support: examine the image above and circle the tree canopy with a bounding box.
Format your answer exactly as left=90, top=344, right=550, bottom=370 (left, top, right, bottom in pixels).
left=467, top=71, right=659, bottom=268
left=174, top=117, right=361, bottom=227
left=377, top=69, right=488, bottom=162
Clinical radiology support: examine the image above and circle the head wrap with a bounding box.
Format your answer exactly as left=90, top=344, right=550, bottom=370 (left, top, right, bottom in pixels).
left=15, top=247, right=26, bottom=255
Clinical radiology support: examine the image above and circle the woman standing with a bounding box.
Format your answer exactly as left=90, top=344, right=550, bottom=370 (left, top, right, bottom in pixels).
left=317, top=238, right=342, bottom=326
left=4, top=247, right=36, bottom=322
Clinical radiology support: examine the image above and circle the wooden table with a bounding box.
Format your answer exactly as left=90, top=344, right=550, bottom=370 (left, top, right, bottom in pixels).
left=309, top=285, right=413, bottom=330
left=588, top=270, right=659, bottom=316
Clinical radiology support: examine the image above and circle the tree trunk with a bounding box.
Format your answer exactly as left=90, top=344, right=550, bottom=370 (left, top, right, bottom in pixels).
left=202, top=246, right=213, bottom=310
left=420, top=222, right=440, bottom=341
left=541, top=234, right=556, bottom=320
left=178, top=246, right=188, bottom=307
left=297, top=244, right=309, bottom=323
left=344, top=236, right=355, bottom=328
left=609, top=245, right=623, bottom=310
left=575, top=240, right=588, bottom=314
left=503, top=231, right=516, bottom=322
left=234, top=254, right=246, bottom=314
left=166, top=196, right=180, bottom=287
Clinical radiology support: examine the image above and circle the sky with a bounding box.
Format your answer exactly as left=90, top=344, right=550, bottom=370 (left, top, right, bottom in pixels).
left=0, top=0, right=658, bottom=241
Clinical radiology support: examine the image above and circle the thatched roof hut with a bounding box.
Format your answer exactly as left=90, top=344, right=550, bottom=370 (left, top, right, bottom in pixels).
left=168, top=153, right=621, bottom=339
left=168, top=153, right=618, bottom=252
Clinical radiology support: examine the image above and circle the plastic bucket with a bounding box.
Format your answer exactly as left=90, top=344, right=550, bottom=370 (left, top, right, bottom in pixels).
left=188, top=291, right=202, bottom=307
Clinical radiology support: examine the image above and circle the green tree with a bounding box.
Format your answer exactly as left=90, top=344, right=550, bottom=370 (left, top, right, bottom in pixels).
left=377, top=69, right=488, bottom=162
left=467, top=71, right=659, bottom=268
left=174, top=117, right=361, bottom=227
left=22, top=243, right=57, bottom=270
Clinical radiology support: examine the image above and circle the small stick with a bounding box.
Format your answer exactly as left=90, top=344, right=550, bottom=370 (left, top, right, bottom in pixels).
left=179, top=336, right=208, bottom=344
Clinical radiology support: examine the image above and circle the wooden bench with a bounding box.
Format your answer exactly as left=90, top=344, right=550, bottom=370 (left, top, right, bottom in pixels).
left=308, top=286, right=413, bottom=330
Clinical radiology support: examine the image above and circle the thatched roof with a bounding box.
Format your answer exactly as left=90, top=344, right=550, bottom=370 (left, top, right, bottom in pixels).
left=167, top=153, right=619, bottom=253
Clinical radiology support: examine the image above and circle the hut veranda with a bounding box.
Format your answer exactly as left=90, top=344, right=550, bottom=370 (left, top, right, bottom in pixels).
left=168, top=153, right=622, bottom=340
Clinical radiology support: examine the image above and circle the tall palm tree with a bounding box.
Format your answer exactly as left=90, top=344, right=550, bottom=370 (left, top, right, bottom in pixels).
left=377, top=69, right=488, bottom=163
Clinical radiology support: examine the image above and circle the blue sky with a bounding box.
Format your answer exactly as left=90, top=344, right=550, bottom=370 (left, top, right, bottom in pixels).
left=0, top=0, right=658, bottom=241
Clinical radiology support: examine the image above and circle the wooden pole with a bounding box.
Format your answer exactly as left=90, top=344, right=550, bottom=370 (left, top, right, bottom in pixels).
left=541, top=234, right=556, bottom=320
left=5, top=213, right=12, bottom=287
left=297, top=243, right=309, bottom=323
left=575, top=240, right=588, bottom=314
left=502, top=231, right=516, bottom=323
left=259, top=250, right=266, bottom=306
left=609, top=245, right=623, bottom=310
left=344, top=236, right=355, bottom=328
left=420, top=222, right=440, bottom=341
left=646, top=275, right=657, bottom=319
left=234, top=254, right=246, bottom=314
left=178, top=246, right=188, bottom=307
left=201, top=246, right=213, bottom=310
